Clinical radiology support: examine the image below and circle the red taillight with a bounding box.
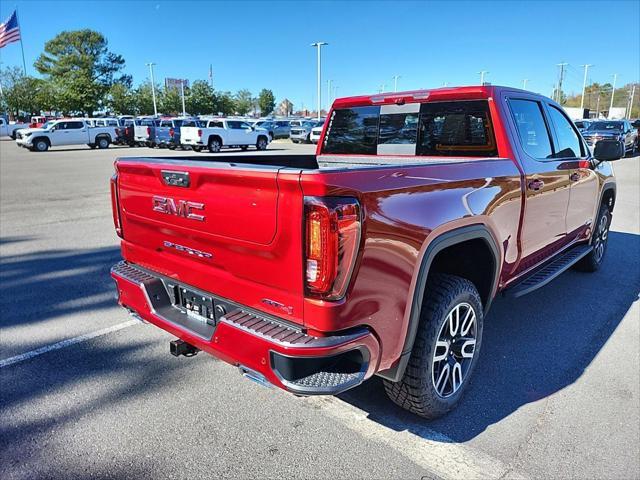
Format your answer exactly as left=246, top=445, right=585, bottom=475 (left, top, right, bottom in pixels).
left=110, top=172, right=123, bottom=238
left=146, top=127, right=151, bottom=136
left=169, top=128, right=175, bottom=138
left=197, top=129, right=202, bottom=137
left=304, top=197, right=361, bottom=299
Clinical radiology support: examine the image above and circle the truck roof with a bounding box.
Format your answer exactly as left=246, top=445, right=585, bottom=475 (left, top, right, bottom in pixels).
left=332, top=85, right=533, bottom=109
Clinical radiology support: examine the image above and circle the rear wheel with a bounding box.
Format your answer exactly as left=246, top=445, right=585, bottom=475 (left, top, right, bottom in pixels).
left=97, top=137, right=110, bottom=149
left=208, top=138, right=222, bottom=153
left=575, top=204, right=610, bottom=272
left=384, top=274, right=483, bottom=419
left=192, top=146, right=202, bottom=152
left=88, top=144, right=96, bottom=149
left=256, top=136, right=268, bottom=151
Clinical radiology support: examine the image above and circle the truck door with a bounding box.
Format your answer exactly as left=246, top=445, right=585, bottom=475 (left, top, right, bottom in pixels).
left=57, top=121, right=86, bottom=145
left=544, top=103, right=598, bottom=243
left=505, top=96, right=572, bottom=272
left=226, top=120, right=245, bottom=144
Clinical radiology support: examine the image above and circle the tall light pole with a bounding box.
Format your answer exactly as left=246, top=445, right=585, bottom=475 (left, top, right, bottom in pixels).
left=628, top=84, right=636, bottom=119
left=311, top=42, right=328, bottom=120
left=609, top=73, right=618, bottom=117
left=522, top=79, right=529, bottom=90
left=180, top=80, right=187, bottom=116
left=146, top=62, right=158, bottom=116
left=392, top=75, right=401, bottom=92
left=580, top=64, right=593, bottom=111
left=478, top=70, right=489, bottom=85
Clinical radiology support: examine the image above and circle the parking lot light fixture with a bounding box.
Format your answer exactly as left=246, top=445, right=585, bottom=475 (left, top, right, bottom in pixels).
left=146, top=62, right=158, bottom=116
left=393, top=75, right=401, bottom=92
left=311, top=42, right=328, bottom=120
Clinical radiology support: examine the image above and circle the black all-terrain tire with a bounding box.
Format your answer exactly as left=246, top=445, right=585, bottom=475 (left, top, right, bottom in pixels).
left=574, top=203, right=611, bottom=272
left=97, top=137, right=110, bottom=149
left=88, top=144, right=97, bottom=149
left=383, top=273, right=484, bottom=419
left=34, top=139, right=49, bottom=152
left=256, top=136, right=268, bottom=151
left=208, top=138, right=222, bottom=153
left=241, top=145, right=249, bottom=151
left=192, top=146, right=202, bottom=153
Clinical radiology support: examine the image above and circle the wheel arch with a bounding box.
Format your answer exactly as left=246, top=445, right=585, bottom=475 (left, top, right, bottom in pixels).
left=32, top=135, right=51, bottom=146
left=207, top=134, right=223, bottom=146
left=377, top=224, right=500, bottom=382
left=600, top=182, right=616, bottom=212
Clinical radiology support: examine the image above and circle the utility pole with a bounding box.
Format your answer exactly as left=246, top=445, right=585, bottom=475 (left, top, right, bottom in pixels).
left=580, top=64, right=593, bottom=111
left=146, top=62, right=158, bottom=116
left=379, top=83, right=387, bottom=93
left=595, top=90, right=601, bottom=119
left=180, top=80, right=186, bottom=116
left=555, top=62, right=568, bottom=103
left=327, top=79, right=332, bottom=111
left=627, top=84, right=636, bottom=118
left=609, top=73, right=618, bottom=117
left=478, top=70, right=489, bottom=85
left=311, top=42, right=328, bottom=120
left=522, top=79, right=528, bottom=90
left=392, top=75, right=401, bottom=92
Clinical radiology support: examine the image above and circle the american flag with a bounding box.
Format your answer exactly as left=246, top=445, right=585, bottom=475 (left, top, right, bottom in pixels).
left=0, top=11, right=21, bottom=49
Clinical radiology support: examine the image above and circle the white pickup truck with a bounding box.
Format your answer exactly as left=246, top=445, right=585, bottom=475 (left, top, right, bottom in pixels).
left=0, top=117, right=30, bottom=139
left=15, top=119, right=118, bottom=152
left=180, top=118, right=270, bottom=152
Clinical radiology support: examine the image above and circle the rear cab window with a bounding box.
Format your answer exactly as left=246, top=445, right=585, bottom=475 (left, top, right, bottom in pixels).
left=321, top=100, right=497, bottom=157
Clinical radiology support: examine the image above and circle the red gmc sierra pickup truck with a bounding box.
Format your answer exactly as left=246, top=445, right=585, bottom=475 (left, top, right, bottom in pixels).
left=110, top=86, right=623, bottom=418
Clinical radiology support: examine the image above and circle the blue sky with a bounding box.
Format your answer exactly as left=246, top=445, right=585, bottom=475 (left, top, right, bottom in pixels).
left=1, top=0, right=638, bottom=111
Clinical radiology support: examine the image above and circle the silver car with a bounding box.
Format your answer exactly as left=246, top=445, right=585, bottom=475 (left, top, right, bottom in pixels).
left=290, top=120, right=323, bottom=144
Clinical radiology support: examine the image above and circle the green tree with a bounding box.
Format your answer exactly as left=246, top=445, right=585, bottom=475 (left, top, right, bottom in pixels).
left=234, top=89, right=253, bottom=115
left=257, top=88, right=275, bottom=116
left=133, top=81, right=157, bottom=115
left=214, top=91, right=236, bottom=115
left=159, top=86, right=182, bottom=115
left=34, top=29, right=128, bottom=115
left=0, top=66, right=53, bottom=116
left=187, top=80, right=214, bottom=115
left=107, top=82, right=136, bottom=115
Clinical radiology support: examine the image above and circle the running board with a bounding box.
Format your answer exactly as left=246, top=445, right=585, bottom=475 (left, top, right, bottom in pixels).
left=504, top=244, right=592, bottom=298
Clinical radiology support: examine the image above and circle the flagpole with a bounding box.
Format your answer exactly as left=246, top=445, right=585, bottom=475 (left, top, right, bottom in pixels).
left=15, top=8, right=27, bottom=74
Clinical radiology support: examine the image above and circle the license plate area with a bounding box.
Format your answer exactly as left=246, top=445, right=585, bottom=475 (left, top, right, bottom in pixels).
left=176, top=286, right=214, bottom=325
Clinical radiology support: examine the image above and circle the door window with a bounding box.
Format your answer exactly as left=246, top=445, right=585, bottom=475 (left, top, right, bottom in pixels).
left=547, top=106, right=583, bottom=158
left=508, top=99, right=553, bottom=159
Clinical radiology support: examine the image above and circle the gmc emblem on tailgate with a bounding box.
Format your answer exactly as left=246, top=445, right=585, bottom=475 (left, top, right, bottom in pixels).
left=152, top=196, right=205, bottom=221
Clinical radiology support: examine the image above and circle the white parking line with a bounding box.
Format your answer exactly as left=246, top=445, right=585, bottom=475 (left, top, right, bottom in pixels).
left=0, top=319, right=140, bottom=368
left=307, top=396, right=529, bottom=480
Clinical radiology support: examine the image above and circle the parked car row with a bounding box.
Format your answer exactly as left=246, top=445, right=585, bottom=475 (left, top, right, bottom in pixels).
left=579, top=119, right=639, bottom=155
left=14, top=118, right=118, bottom=151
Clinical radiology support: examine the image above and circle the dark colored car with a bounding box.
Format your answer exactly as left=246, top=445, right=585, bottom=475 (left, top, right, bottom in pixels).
left=574, top=119, right=593, bottom=133
left=582, top=120, right=638, bottom=155
left=116, top=119, right=140, bottom=146
left=110, top=86, right=621, bottom=419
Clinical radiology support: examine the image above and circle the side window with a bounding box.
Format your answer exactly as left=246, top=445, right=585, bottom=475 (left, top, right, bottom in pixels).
left=508, top=99, right=553, bottom=160
left=227, top=121, right=242, bottom=129
left=547, top=106, right=583, bottom=158
left=417, top=100, right=497, bottom=157
left=322, top=106, right=380, bottom=155
left=160, top=120, right=172, bottom=127
left=211, top=121, right=224, bottom=128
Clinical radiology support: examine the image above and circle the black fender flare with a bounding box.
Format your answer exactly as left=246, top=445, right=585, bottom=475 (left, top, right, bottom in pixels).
left=207, top=134, right=223, bottom=146
left=598, top=182, right=616, bottom=211
left=377, top=224, right=500, bottom=382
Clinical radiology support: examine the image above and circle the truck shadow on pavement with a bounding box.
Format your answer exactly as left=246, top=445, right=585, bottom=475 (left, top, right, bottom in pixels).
left=339, top=230, right=640, bottom=442
left=0, top=246, right=122, bottom=330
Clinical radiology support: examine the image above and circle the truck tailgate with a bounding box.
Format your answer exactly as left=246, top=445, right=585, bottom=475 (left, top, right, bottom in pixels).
left=180, top=127, right=200, bottom=143
left=115, top=157, right=306, bottom=323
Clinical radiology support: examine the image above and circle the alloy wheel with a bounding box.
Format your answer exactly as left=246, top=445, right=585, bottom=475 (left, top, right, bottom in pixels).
left=432, top=302, right=477, bottom=398
left=593, top=211, right=609, bottom=263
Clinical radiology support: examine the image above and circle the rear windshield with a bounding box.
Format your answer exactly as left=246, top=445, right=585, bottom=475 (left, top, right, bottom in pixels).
left=586, top=121, right=623, bottom=131
left=322, top=100, right=497, bottom=157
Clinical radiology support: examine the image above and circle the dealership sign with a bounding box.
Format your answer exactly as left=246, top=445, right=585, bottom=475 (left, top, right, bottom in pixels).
left=165, top=78, right=189, bottom=89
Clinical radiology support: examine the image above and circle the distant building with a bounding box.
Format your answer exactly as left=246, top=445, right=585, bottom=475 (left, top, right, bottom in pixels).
left=277, top=99, right=294, bottom=117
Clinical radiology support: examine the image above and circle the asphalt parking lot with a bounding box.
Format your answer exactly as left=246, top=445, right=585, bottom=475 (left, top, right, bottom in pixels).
left=1, top=140, right=639, bottom=480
